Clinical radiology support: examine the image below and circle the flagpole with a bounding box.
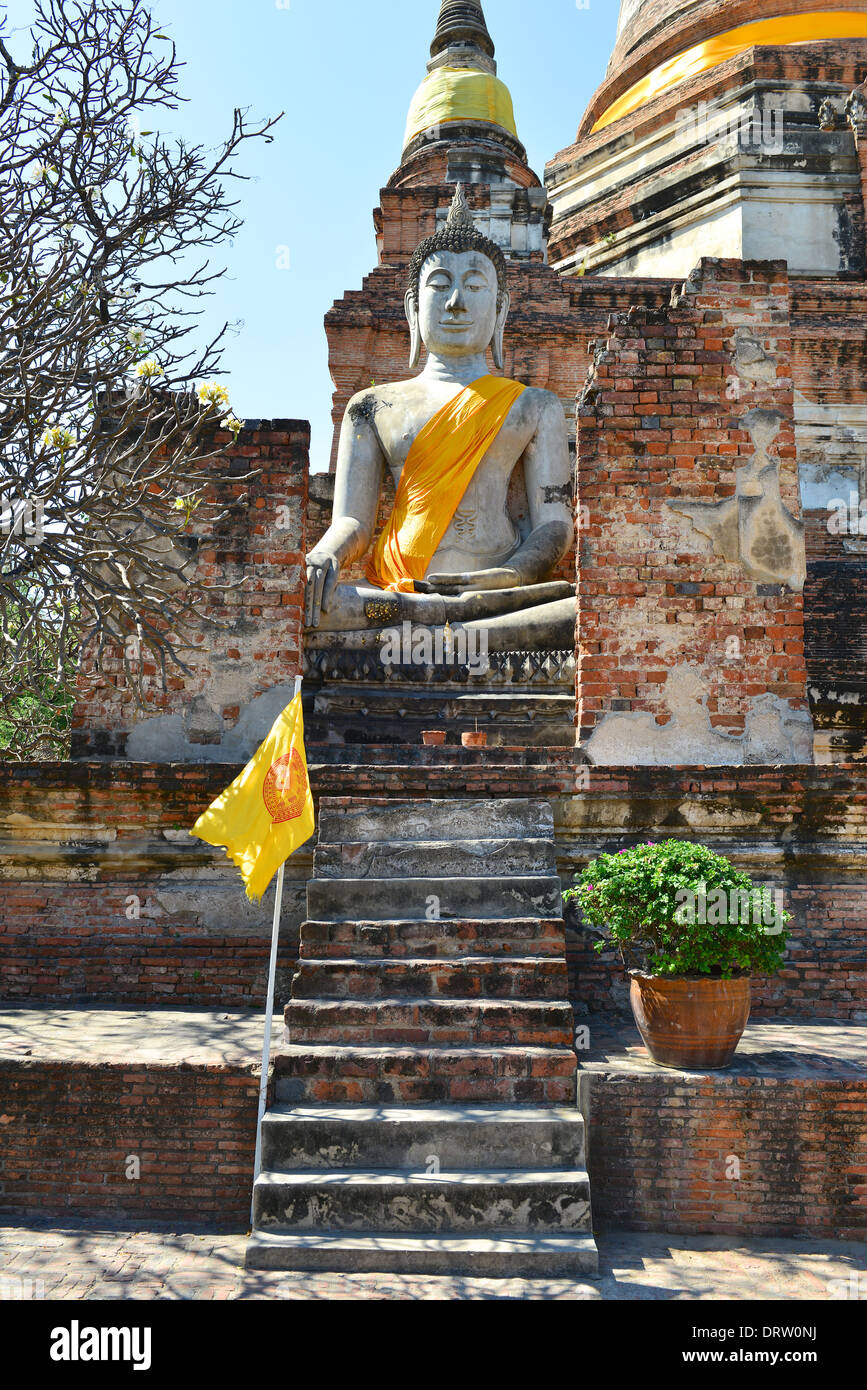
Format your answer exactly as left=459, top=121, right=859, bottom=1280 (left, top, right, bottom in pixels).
left=251, top=674, right=303, bottom=1223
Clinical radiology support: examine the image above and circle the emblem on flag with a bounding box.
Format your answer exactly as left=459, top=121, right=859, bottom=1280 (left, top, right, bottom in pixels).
left=263, top=750, right=307, bottom=824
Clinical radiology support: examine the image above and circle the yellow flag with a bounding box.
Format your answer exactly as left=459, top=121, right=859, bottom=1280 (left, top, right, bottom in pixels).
left=190, top=694, right=315, bottom=902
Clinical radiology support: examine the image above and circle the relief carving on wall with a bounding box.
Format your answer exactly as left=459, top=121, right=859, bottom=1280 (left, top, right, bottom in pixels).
left=666, top=409, right=807, bottom=592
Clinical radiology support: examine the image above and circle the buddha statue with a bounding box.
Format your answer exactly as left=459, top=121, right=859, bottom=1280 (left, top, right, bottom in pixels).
left=304, top=185, right=576, bottom=652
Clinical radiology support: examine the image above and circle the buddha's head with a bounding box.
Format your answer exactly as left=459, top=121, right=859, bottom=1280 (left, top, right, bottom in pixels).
left=406, top=184, right=510, bottom=371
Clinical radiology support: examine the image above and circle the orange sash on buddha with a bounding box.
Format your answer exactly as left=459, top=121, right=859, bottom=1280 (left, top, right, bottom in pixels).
left=365, top=375, right=526, bottom=594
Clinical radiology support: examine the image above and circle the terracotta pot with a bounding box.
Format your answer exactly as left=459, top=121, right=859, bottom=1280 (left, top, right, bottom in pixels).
left=422, top=730, right=446, bottom=747
left=461, top=730, right=487, bottom=748
left=629, top=972, right=751, bottom=1070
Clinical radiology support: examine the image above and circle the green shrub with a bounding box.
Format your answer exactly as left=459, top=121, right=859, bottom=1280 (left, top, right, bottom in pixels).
left=0, top=682, right=74, bottom=761
left=563, top=839, right=789, bottom=980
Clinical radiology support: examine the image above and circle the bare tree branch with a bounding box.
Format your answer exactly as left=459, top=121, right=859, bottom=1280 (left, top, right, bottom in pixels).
left=0, top=0, right=283, bottom=758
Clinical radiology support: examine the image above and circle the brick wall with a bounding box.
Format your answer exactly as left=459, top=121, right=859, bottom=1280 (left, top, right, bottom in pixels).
left=583, top=1068, right=867, bottom=1240
left=0, top=883, right=301, bottom=1009
left=71, top=419, right=310, bottom=760
left=576, top=258, right=813, bottom=765
left=2, top=1052, right=863, bottom=1234
left=1, top=759, right=864, bottom=1017
left=791, top=280, right=867, bottom=409
left=0, top=1058, right=264, bottom=1224
left=804, top=556, right=867, bottom=761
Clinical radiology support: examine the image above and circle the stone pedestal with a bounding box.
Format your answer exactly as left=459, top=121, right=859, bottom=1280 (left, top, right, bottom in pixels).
left=302, top=641, right=576, bottom=749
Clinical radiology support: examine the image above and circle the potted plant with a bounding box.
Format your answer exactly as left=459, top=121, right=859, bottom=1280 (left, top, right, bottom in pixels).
left=563, top=840, right=790, bottom=1069
left=462, top=731, right=487, bottom=748
left=462, top=721, right=487, bottom=749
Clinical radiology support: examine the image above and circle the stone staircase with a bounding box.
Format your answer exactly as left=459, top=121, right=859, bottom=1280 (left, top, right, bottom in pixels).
left=245, top=798, right=598, bottom=1278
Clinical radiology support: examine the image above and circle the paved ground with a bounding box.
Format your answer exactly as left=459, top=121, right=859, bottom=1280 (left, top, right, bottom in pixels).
left=581, top=1017, right=867, bottom=1077
left=2, top=1008, right=864, bottom=1300
left=0, top=1222, right=865, bottom=1300
left=4, top=1007, right=866, bottom=1078
left=0, top=1006, right=272, bottom=1064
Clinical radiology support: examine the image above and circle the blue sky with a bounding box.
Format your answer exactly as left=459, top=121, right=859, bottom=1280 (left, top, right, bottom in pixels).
left=3, top=1, right=620, bottom=469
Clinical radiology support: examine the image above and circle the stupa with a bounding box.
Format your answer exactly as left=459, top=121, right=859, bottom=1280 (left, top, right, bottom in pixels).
left=548, top=0, right=867, bottom=278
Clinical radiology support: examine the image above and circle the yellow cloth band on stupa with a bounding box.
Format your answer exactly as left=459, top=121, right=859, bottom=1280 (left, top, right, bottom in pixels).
left=404, top=67, right=518, bottom=148
left=592, top=10, right=867, bottom=134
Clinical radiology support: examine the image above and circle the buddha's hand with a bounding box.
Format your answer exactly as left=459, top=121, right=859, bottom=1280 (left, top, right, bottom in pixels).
left=421, top=566, right=522, bottom=595
left=305, top=548, right=340, bottom=628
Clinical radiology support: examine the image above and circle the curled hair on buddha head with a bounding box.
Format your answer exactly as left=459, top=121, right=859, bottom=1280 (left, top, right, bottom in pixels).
left=407, top=183, right=508, bottom=311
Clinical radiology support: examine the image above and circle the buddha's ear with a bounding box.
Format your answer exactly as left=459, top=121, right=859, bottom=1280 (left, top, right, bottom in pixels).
left=405, top=290, right=422, bottom=369
left=491, top=291, right=511, bottom=372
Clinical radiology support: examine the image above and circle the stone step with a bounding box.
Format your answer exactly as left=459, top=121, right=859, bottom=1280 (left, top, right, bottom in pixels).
left=273, top=1044, right=577, bottom=1105
left=252, top=1167, right=592, bottom=1235
left=305, top=691, right=575, bottom=748
left=260, top=1104, right=586, bottom=1172
left=300, top=918, right=567, bottom=960
left=314, top=837, right=556, bottom=881
left=306, top=719, right=574, bottom=751
left=317, top=798, right=554, bottom=846
left=247, top=793, right=595, bottom=1278
left=285, top=997, right=575, bottom=1047
left=291, top=956, right=569, bottom=1001
left=308, top=746, right=575, bottom=768
left=306, top=875, right=563, bottom=923
left=245, top=1230, right=599, bottom=1279
left=312, top=688, right=574, bottom=719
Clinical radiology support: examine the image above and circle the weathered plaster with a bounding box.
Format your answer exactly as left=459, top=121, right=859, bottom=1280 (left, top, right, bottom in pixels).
left=125, top=680, right=301, bottom=764
left=583, top=667, right=815, bottom=767
left=796, top=392, right=867, bottom=510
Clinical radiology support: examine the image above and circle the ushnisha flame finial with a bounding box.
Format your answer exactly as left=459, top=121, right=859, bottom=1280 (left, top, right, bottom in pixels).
left=446, top=183, right=476, bottom=231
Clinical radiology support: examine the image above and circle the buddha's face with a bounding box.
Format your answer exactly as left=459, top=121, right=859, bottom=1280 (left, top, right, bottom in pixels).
left=414, top=249, right=501, bottom=358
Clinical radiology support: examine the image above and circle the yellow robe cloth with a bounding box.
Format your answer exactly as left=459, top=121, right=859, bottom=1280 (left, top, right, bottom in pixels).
left=190, top=694, right=315, bottom=903
left=365, top=375, right=526, bottom=594
left=592, top=11, right=867, bottom=133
